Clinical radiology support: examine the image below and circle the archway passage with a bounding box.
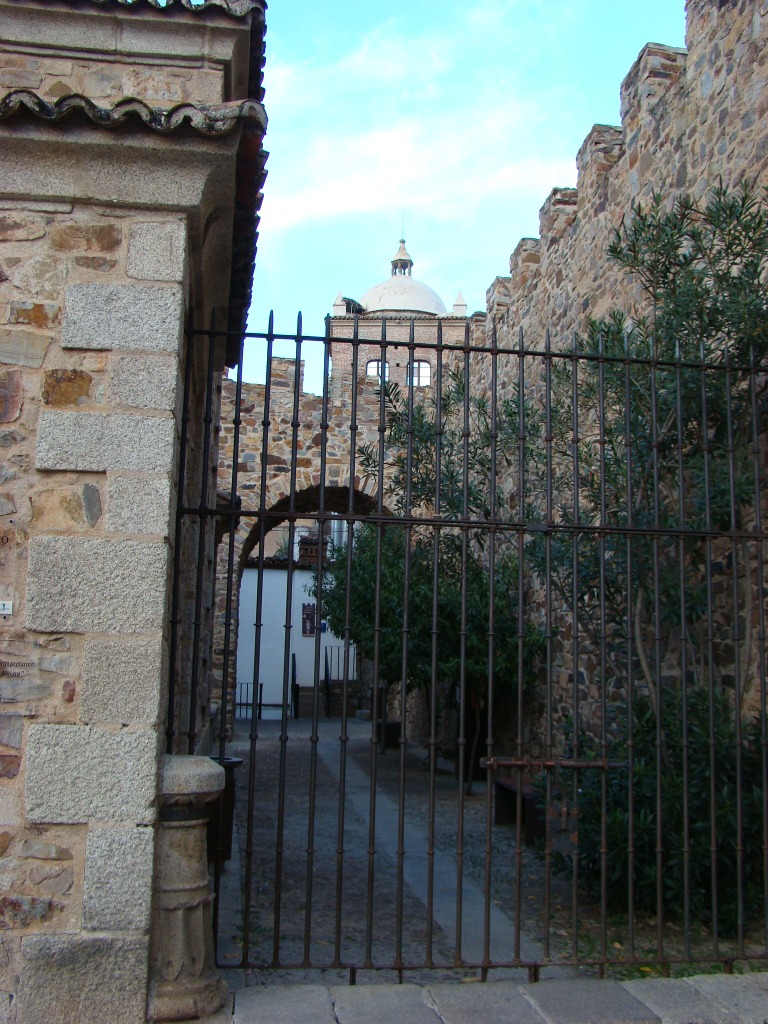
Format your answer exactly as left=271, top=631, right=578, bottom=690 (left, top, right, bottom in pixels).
left=230, top=486, right=383, bottom=723
left=185, top=315, right=768, bottom=984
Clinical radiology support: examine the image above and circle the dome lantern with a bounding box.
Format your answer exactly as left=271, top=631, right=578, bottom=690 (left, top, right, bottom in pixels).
left=391, top=238, right=414, bottom=277
left=359, top=238, right=447, bottom=316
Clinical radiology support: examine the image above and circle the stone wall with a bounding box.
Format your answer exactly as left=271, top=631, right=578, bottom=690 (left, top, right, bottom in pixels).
left=484, top=0, right=768, bottom=745
left=0, top=2, right=266, bottom=1021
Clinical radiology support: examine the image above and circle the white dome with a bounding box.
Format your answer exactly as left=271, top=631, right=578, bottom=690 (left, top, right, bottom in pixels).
left=361, top=275, right=447, bottom=316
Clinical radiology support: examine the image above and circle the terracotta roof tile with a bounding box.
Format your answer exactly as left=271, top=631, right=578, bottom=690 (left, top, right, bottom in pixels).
left=0, top=90, right=266, bottom=137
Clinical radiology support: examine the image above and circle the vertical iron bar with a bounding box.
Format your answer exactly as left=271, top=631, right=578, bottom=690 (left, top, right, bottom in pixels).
left=454, top=320, right=472, bottom=964
left=426, top=319, right=444, bottom=967
left=394, top=319, right=417, bottom=970
left=543, top=328, right=554, bottom=961
left=483, top=322, right=499, bottom=971
left=514, top=326, right=526, bottom=963
left=212, top=326, right=246, bottom=952
left=674, top=335, right=691, bottom=956
left=166, top=313, right=195, bottom=753
left=649, top=331, right=665, bottom=962
left=748, top=344, right=768, bottom=949
left=723, top=347, right=745, bottom=952
left=333, top=316, right=361, bottom=967
left=570, top=334, right=581, bottom=960
left=302, top=316, right=332, bottom=965
left=699, top=335, right=719, bottom=953
left=242, top=312, right=274, bottom=967
left=271, top=311, right=304, bottom=966
left=365, top=317, right=388, bottom=967
left=596, top=327, right=608, bottom=973
left=623, top=330, right=636, bottom=959
left=187, top=310, right=218, bottom=753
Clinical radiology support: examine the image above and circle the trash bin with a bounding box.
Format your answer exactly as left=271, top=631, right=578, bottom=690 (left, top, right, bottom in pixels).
left=206, top=756, right=243, bottom=863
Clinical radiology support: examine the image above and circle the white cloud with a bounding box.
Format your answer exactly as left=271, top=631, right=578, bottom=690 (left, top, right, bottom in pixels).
left=257, top=1, right=585, bottom=247
left=259, top=93, right=574, bottom=234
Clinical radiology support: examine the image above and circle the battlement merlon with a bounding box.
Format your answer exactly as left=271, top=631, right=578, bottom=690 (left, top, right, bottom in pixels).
left=576, top=125, right=625, bottom=200
left=538, top=187, right=578, bottom=247
left=619, top=43, right=688, bottom=131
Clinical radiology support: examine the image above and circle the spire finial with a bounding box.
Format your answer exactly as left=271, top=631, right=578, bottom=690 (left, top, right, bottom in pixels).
left=391, top=236, right=413, bottom=277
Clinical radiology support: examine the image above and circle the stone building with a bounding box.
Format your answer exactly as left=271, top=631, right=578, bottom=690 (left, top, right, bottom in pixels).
left=329, top=238, right=472, bottom=402
left=0, top=1, right=266, bottom=1021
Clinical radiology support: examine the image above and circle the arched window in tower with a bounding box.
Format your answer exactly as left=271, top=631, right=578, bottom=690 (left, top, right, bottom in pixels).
left=407, top=360, right=431, bottom=387
left=365, top=359, right=389, bottom=382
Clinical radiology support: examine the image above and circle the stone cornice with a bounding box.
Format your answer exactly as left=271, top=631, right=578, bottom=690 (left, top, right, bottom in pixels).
left=0, top=90, right=267, bottom=137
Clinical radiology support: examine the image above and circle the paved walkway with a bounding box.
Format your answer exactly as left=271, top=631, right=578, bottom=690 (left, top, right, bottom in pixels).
left=216, top=719, right=556, bottom=977
left=210, top=720, right=768, bottom=1023
left=314, top=724, right=548, bottom=972
left=200, top=971, right=768, bottom=1024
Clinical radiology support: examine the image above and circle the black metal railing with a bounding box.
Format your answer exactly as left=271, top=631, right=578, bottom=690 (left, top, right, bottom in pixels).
left=169, top=312, right=768, bottom=982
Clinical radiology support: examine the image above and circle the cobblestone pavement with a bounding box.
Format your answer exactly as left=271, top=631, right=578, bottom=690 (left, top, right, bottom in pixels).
left=204, top=972, right=768, bottom=1024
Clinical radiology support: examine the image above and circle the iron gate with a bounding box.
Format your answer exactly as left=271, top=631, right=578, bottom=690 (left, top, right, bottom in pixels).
left=168, top=311, right=768, bottom=982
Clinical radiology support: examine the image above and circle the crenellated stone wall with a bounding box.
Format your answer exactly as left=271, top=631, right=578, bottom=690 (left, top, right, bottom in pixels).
left=484, top=0, right=768, bottom=746
left=0, top=2, right=266, bottom=1021
left=488, top=0, right=768, bottom=345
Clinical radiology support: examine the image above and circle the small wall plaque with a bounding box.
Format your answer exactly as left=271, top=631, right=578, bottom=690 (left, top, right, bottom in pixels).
left=0, top=528, right=15, bottom=620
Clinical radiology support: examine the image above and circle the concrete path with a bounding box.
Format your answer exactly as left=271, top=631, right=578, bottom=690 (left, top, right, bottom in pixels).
left=198, top=972, right=768, bottom=1024
left=217, top=719, right=552, bottom=975
left=313, top=728, right=548, bottom=974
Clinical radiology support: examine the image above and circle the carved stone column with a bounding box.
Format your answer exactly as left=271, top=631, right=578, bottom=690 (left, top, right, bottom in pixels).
left=148, top=756, right=229, bottom=1022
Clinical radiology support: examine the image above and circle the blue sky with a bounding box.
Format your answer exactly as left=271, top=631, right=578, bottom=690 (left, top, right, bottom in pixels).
left=244, top=1, right=687, bottom=386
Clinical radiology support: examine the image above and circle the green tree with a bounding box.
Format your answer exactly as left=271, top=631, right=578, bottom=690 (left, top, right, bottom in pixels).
left=317, top=524, right=545, bottom=780
left=528, top=183, right=768, bottom=934
left=527, top=182, right=768, bottom=708
left=315, top=370, right=546, bottom=777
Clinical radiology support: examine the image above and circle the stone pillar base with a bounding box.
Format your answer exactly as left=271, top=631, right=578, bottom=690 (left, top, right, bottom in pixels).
left=148, top=755, right=228, bottom=1022
left=149, top=976, right=229, bottom=1023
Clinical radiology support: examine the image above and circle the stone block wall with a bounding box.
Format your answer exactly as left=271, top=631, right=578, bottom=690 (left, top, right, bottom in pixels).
left=0, top=198, right=184, bottom=1022
left=0, top=1, right=266, bottom=1020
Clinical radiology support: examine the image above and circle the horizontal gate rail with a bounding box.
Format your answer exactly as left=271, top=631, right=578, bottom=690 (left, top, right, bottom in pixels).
left=169, top=310, right=768, bottom=982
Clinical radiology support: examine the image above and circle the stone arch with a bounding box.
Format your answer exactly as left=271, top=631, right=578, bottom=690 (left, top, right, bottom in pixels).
left=211, top=483, right=386, bottom=727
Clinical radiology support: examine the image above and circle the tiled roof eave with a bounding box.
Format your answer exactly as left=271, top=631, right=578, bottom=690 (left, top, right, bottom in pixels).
left=80, top=0, right=263, bottom=16
left=0, top=90, right=267, bottom=137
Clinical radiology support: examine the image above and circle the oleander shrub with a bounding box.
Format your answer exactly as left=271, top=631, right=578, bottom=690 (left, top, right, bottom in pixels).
left=549, top=686, right=765, bottom=937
